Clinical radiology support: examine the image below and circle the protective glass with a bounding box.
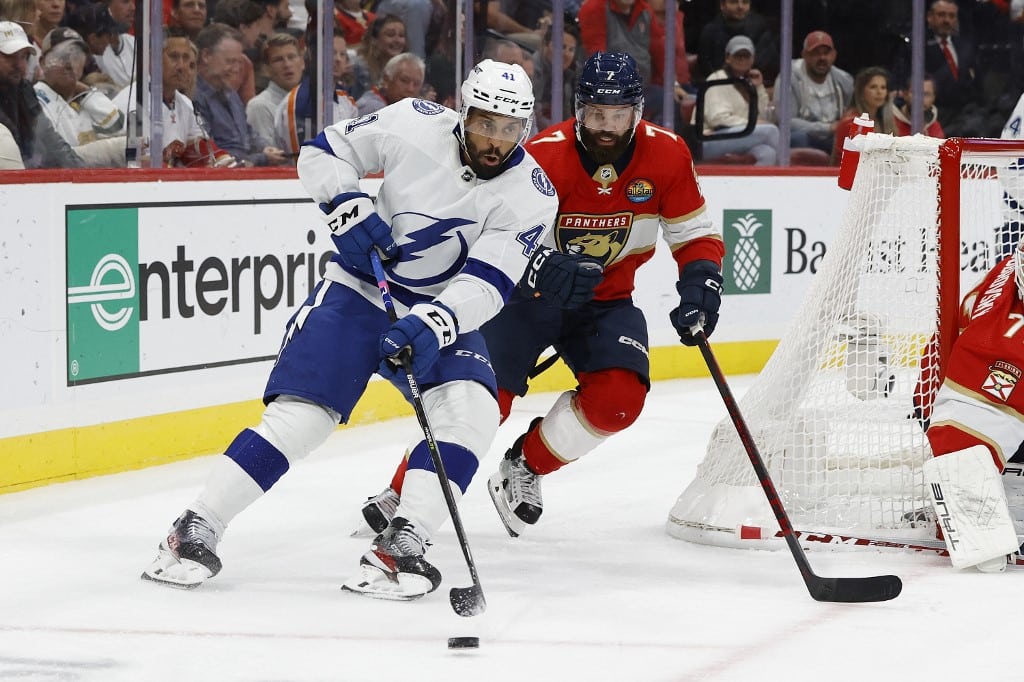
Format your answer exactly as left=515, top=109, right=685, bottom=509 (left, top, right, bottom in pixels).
left=575, top=103, right=638, bottom=133
left=463, top=110, right=528, bottom=143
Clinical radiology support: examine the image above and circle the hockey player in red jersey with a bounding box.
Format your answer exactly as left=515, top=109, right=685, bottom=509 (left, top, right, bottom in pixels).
left=922, top=243, right=1024, bottom=572
left=361, top=52, right=724, bottom=538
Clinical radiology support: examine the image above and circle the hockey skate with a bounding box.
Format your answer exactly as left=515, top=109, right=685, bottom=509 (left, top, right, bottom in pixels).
left=141, top=510, right=222, bottom=589
left=488, top=422, right=544, bottom=538
left=342, top=517, right=442, bottom=601
left=356, top=485, right=400, bottom=535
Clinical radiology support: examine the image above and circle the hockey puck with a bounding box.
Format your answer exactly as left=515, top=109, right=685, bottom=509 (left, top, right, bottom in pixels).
left=447, top=636, right=480, bottom=649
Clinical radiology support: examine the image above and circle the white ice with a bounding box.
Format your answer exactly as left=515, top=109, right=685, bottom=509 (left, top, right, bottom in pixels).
left=0, top=377, right=1014, bottom=681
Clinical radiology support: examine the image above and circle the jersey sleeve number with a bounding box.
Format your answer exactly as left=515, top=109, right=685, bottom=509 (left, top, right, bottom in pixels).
left=517, top=224, right=547, bottom=256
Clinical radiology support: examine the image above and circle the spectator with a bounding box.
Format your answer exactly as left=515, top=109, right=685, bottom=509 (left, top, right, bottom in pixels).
left=193, top=22, right=285, bottom=165
left=896, top=0, right=979, bottom=136
left=0, top=0, right=41, bottom=81
left=272, top=73, right=357, bottom=155
left=168, top=0, right=207, bottom=42
left=891, top=73, right=944, bottom=138
left=482, top=37, right=533, bottom=79
left=354, top=13, right=405, bottom=94
left=698, top=34, right=778, bottom=165
left=772, top=30, right=853, bottom=154
left=65, top=3, right=124, bottom=91
left=0, top=120, right=22, bottom=166
left=97, top=0, right=135, bottom=88
left=422, top=9, right=456, bottom=108
left=253, top=0, right=291, bottom=30
left=0, top=20, right=84, bottom=167
left=373, top=0, right=441, bottom=59
left=212, top=0, right=264, bottom=102
left=332, top=29, right=354, bottom=96
left=696, top=0, right=778, bottom=84
left=355, top=50, right=422, bottom=115
left=333, top=0, right=373, bottom=48
left=531, top=21, right=579, bottom=132
left=648, top=0, right=690, bottom=91
left=831, top=65, right=895, bottom=164
left=113, top=33, right=238, bottom=167
left=577, top=0, right=666, bottom=119
left=34, top=27, right=124, bottom=165
left=33, top=0, right=63, bottom=47
left=104, top=0, right=133, bottom=27
left=245, top=31, right=301, bottom=143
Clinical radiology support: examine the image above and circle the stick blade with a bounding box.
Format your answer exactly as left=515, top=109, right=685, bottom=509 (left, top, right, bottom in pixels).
left=808, top=574, right=903, bottom=603
left=450, top=585, right=486, bottom=617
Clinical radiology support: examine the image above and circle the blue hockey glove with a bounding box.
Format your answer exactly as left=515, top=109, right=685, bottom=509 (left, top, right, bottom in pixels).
left=669, top=260, right=723, bottom=346
left=379, top=302, right=459, bottom=384
left=520, top=246, right=604, bottom=309
left=319, top=191, right=399, bottom=276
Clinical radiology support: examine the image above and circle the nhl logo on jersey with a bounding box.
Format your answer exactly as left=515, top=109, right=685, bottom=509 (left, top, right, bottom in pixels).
left=412, top=99, right=445, bottom=115
left=982, top=361, right=1022, bottom=402
left=532, top=168, right=556, bottom=196
left=625, top=179, right=654, bottom=203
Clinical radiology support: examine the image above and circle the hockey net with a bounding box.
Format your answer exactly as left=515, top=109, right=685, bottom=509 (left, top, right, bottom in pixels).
left=667, top=135, right=1024, bottom=550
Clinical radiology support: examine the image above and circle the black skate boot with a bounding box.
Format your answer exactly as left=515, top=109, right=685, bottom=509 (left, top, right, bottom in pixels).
left=488, top=418, right=544, bottom=538
left=141, top=510, right=223, bottom=589
left=342, top=517, right=442, bottom=600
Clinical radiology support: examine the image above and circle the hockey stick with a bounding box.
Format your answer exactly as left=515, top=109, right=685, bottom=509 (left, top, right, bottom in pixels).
left=369, top=251, right=486, bottom=617
left=692, top=325, right=903, bottom=602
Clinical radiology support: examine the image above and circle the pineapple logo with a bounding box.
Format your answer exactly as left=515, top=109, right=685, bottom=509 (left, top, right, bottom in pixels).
left=723, top=209, right=772, bottom=295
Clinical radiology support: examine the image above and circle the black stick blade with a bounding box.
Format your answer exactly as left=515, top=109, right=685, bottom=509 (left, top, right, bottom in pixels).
left=450, top=586, right=486, bottom=617
left=807, top=574, right=903, bottom=603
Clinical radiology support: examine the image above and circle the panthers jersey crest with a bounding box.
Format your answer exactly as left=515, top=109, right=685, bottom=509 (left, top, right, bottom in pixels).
left=555, top=212, right=632, bottom=266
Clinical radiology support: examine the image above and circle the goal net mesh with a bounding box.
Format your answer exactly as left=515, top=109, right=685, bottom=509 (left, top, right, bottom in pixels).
left=667, top=135, right=1024, bottom=548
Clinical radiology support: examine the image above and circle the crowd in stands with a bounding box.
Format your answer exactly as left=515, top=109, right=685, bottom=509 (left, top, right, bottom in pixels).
left=3, top=0, right=1024, bottom=170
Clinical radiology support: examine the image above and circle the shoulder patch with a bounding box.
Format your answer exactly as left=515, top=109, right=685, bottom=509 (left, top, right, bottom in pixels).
left=532, top=167, right=555, bottom=196
left=412, top=99, right=445, bottom=115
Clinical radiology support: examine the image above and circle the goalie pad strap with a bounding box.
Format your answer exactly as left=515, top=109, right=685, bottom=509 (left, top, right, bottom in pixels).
left=923, top=445, right=1018, bottom=569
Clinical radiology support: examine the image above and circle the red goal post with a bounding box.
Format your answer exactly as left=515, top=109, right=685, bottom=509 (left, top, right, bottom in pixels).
left=667, top=135, right=1024, bottom=551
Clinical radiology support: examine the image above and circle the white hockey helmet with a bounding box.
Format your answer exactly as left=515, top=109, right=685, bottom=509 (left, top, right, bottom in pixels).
left=459, top=59, right=534, bottom=148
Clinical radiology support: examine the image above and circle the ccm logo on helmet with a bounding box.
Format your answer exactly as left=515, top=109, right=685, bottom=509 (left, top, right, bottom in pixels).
left=494, top=95, right=521, bottom=104
left=596, top=88, right=623, bottom=94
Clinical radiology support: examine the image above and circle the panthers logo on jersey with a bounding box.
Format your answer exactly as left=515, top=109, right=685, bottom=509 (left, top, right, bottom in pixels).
left=555, top=212, right=632, bottom=266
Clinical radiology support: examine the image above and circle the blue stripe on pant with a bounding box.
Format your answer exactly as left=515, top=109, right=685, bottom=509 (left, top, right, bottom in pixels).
left=407, top=440, right=479, bottom=493
left=224, top=429, right=290, bottom=492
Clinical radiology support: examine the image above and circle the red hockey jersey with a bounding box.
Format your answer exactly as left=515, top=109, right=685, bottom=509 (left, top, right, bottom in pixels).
left=927, top=255, right=1024, bottom=468
left=525, top=118, right=724, bottom=301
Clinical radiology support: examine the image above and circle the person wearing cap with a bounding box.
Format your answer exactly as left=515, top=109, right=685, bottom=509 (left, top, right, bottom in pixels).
left=698, top=34, right=778, bottom=165
left=0, top=20, right=84, bottom=167
left=772, top=29, right=853, bottom=154
left=33, top=26, right=125, bottom=165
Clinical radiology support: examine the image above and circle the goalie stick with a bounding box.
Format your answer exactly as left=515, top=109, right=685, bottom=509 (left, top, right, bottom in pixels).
left=369, top=251, right=486, bottom=617
left=693, top=326, right=903, bottom=602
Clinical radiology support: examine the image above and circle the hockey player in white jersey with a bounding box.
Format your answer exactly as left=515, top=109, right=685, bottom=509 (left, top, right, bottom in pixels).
left=141, top=60, right=559, bottom=600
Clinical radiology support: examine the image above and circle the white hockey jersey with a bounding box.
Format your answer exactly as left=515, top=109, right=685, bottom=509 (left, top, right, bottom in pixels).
left=297, top=97, right=559, bottom=333
left=112, top=86, right=206, bottom=148
left=34, top=82, right=124, bottom=146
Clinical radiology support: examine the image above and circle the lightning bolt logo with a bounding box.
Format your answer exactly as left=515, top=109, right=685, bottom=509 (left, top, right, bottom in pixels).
left=389, top=213, right=475, bottom=287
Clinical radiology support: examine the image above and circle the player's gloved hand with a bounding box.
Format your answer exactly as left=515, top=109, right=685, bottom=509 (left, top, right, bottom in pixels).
left=378, top=302, right=459, bottom=383
left=669, top=259, right=723, bottom=346
left=520, top=246, right=604, bottom=309
left=319, top=191, right=400, bottom=276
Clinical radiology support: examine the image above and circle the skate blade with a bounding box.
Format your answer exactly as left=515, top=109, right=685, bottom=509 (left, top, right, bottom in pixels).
left=487, top=473, right=524, bottom=539
left=349, top=520, right=378, bottom=538
left=341, top=564, right=432, bottom=601
left=140, top=548, right=212, bottom=589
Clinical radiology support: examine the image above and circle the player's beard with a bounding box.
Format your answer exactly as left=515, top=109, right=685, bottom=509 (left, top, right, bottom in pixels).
left=579, top=125, right=632, bottom=165
left=464, top=138, right=510, bottom=180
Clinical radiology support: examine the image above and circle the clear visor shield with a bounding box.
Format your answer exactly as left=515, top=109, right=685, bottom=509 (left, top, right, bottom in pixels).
left=575, top=103, right=640, bottom=134
left=463, top=111, right=529, bottom=144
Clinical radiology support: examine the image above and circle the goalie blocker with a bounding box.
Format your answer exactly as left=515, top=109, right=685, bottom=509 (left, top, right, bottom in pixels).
left=923, top=445, right=1019, bottom=572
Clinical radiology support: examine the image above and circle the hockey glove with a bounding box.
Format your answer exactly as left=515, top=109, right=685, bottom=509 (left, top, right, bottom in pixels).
left=319, top=192, right=400, bottom=276
left=520, top=247, right=605, bottom=309
left=670, top=259, right=723, bottom=346
left=379, top=302, right=459, bottom=384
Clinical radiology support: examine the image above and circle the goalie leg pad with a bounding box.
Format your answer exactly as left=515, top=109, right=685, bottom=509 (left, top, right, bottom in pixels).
left=923, top=445, right=1018, bottom=570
